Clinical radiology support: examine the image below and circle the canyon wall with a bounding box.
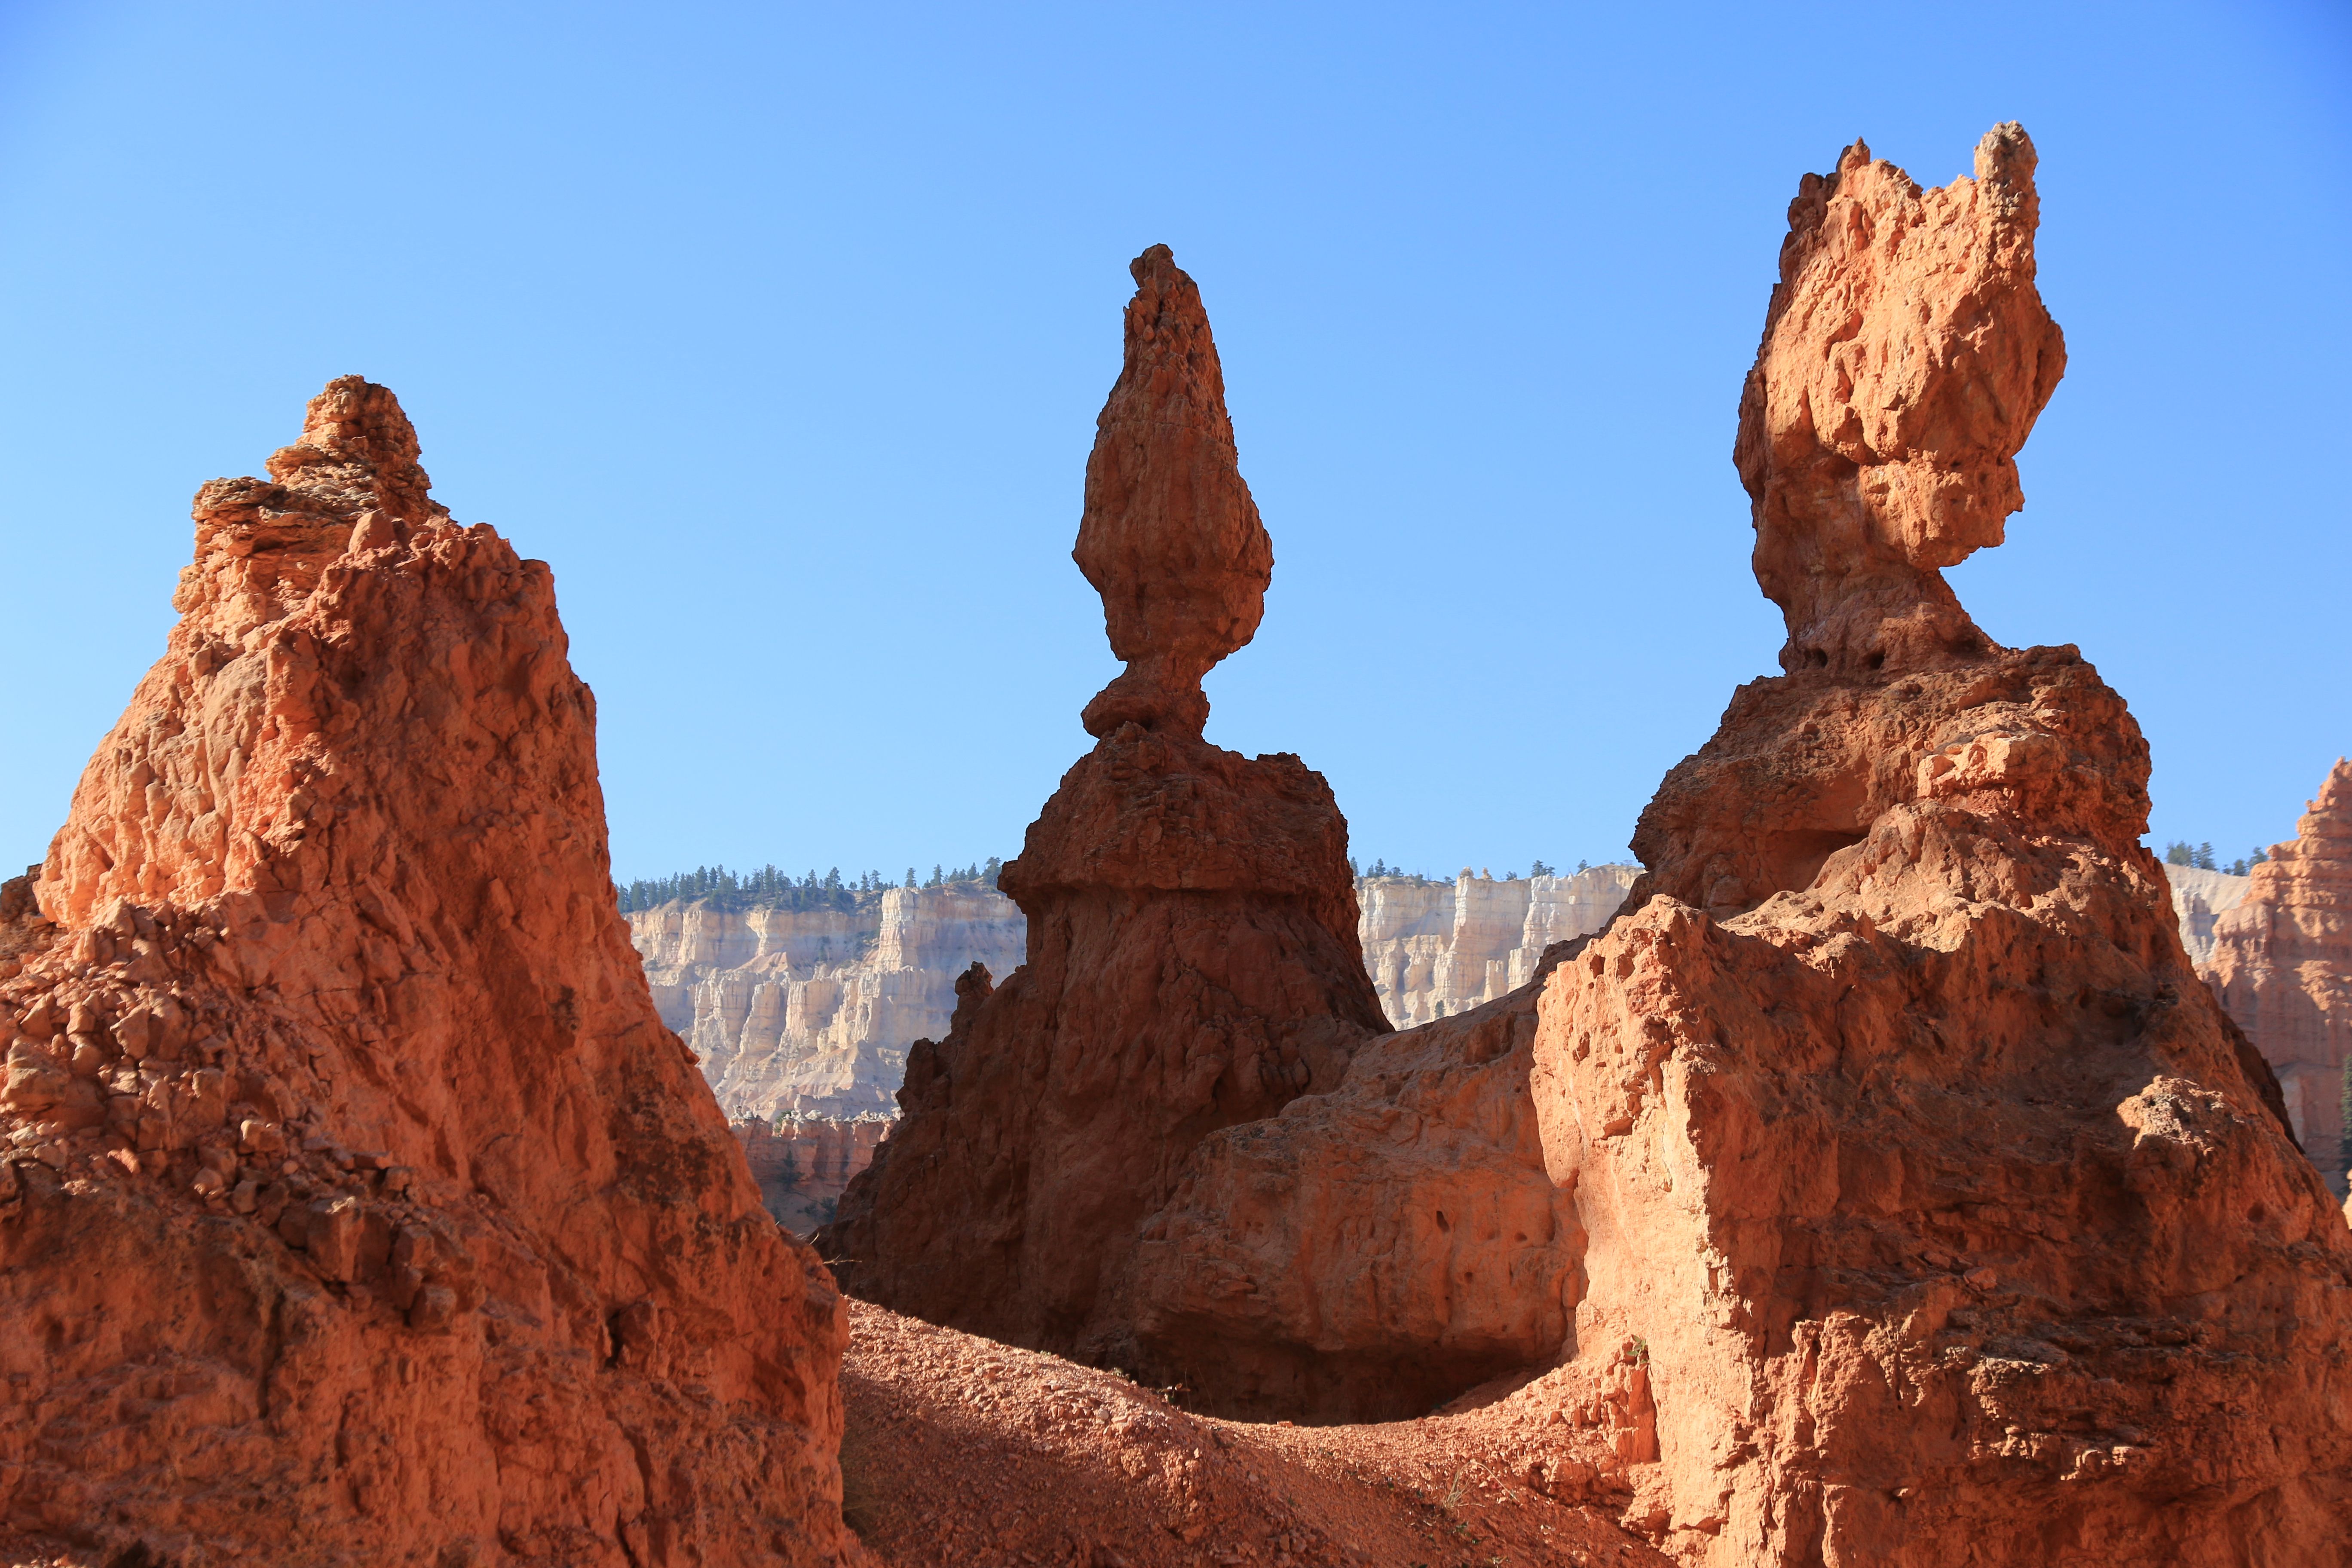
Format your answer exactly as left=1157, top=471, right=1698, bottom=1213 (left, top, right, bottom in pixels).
left=2162, top=862, right=2250, bottom=966
left=2206, top=759, right=2352, bottom=1190
left=0, top=380, right=858, bottom=1564
left=1362, top=864, right=1639, bottom=1026
left=737, top=1114, right=893, bottom=1235
left=628, top=883, right=1022, bottom=1119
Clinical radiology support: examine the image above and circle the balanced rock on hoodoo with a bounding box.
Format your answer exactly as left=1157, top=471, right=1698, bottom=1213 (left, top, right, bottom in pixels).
left=0, top=380, right=858, bottom=1565
left=818, top=248, right=1389, bottom=1366
left=2206, top=757, right=2352, bottom=1192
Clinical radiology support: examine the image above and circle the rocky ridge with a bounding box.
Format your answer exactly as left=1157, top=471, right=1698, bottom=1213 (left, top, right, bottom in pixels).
left=0, top=380, right=858, bottom=1566
left=628, top=867, right=1634, bottom=1131
left=2206, top=758, right=2352, bottom=1190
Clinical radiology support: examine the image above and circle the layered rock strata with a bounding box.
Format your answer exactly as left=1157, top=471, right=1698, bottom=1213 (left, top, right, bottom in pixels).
left=2207, top=759, right=2352, bottom=1189
left=0, top=380, right=857, bottom=1565
left=820, top=247, right=1389, bottom=1362
left=627, top=883, right=1023, bottom=1118
left=1361, top=864, right=1639, bottom=1026
left=736, top=1114, right=893, bottom=1236
left=1139, top=127, right=2352, bottom=1561
left=2161, top=862, right=2250, bottom=967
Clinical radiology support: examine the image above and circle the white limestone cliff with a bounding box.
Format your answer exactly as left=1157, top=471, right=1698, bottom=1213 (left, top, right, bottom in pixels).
left=1358, top=864, right=1642, bottom=1026
left=628, top=883, right=1025, bottom=1118
left=2162, top=862, right=2253, bottom=966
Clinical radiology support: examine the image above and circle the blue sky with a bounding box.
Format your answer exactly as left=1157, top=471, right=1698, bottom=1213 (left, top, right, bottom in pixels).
left=1, top=1, right=2346, bottom=885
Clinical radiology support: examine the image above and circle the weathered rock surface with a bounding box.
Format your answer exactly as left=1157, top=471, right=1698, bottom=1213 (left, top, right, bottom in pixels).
left=1736, top=128, right=2065, bottom=676
left=1526, top=127, right=2351, bottom=1563
left=2162, top=862, right=2250, bottom=967
left=1136, top=126, right=2352, bottom=1562
left=1073, top=243, right=1273, bottom=741
left=1133, top=946, right=1587, bottom=1420
left=1361, top=865, right=1639, bottom=1027
left=2207, top=759, right=2352, bottom=1191
left=627, top=883, right=1023, bottom=1119
left=819, top=247, right=1389, bottom=1364
left=737, top=1114, right=892, bottom=1236
left=0, top=379, right=858, bottom=1565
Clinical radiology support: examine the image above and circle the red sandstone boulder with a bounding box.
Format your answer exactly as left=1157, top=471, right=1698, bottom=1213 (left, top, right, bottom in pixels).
left=2206, top=757, right=2352, bottom=1191
left=0, top=380, right=860, bottom=1565
left=818, top=249, right=1387, bottom=1366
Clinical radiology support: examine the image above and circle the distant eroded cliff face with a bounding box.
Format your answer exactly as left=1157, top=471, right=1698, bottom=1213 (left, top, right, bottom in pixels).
left=2162, top=862, right=2251, bottom=967
left=627, top=884, right=1023, bottom=1119
left=1361, top=866, right=1639, bottom=1027
left=2207, top=759, right=2352, bottom=1190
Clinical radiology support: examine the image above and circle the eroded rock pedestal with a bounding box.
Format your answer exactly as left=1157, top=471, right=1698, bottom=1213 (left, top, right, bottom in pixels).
left=1138, top=128, right=2352, bottom=1559
left=0, top=380, right=858, bottom=1565
left=820, top=248, right=1387, bottom=1365
left=2207, top=758, right=2352, bottom=1191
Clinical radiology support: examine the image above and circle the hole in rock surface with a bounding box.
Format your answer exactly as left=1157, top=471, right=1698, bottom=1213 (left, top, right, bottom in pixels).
left=1755, top=827, right=1868, bottom=900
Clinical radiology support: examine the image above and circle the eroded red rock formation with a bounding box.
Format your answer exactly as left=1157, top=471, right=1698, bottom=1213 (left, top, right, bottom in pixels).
left=0, top=380, right=859, bottom=1565
left=1736, top=130, right=2065, bottom=675
left=2207, top=758, right=2352, bottom=1190
left=1135, top=126, right=2352, bottom=1560
left=1529, top=126, right=2351, bottom=1561
left=818, top=248, right=1388, bottom=1366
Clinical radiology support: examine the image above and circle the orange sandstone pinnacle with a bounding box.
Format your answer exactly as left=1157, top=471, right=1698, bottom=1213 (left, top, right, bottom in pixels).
left=820, top=247, right=1387, bottom=1365
left=1075, top=244, right=1273, bottom=739
left=1737, top=124, right=2066, bottom=675
left=0, top=378, right=862, bottom=1566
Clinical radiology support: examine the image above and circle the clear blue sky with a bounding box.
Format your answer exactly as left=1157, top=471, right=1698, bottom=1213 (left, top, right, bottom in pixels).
left=2, top=2, right=2346, bottom=886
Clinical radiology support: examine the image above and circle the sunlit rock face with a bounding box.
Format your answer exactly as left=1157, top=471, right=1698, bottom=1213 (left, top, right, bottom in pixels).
left=1134, top=130, right=2352, bottom=1564
left=2206, top=759, right=2352, bottom=1191
left=0, top=379, right=857, bottom=1566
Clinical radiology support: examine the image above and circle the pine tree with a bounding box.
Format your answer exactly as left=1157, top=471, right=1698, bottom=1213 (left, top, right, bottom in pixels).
left=2194, top=842, right=2217, bottom=871
left=983, top=856, right=1002, bottom=887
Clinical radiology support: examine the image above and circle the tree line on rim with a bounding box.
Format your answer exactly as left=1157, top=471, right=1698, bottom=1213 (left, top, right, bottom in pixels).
left=612, top=860, right=1004, bottom=914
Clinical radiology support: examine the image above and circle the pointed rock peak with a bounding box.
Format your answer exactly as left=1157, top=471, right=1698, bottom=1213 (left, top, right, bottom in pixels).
left=1736, top=124, right=2065, bottom=675
left=262, top=375, right=436, bottom=522
left=2318, top=757, right=2352, bottom=811
left=1074, top=245, right=1273, bottom=739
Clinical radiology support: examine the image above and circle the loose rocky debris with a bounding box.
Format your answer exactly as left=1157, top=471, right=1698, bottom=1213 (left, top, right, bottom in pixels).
left=837, top=1302, right=1674, bottom=1568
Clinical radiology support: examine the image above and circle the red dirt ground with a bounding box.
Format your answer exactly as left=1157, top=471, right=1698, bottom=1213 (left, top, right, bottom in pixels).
left=841, top=1302, right=1678, bottom=1568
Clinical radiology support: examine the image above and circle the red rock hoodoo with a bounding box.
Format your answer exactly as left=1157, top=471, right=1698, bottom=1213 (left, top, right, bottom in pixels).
left=0, top=380, right=859, bottom=1565
left=1139, top=126, right=2352, bottom=1560
left=2206, top=758, right=2352, bottom=1192
left=818, top=247, right=1389, bottom=1367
